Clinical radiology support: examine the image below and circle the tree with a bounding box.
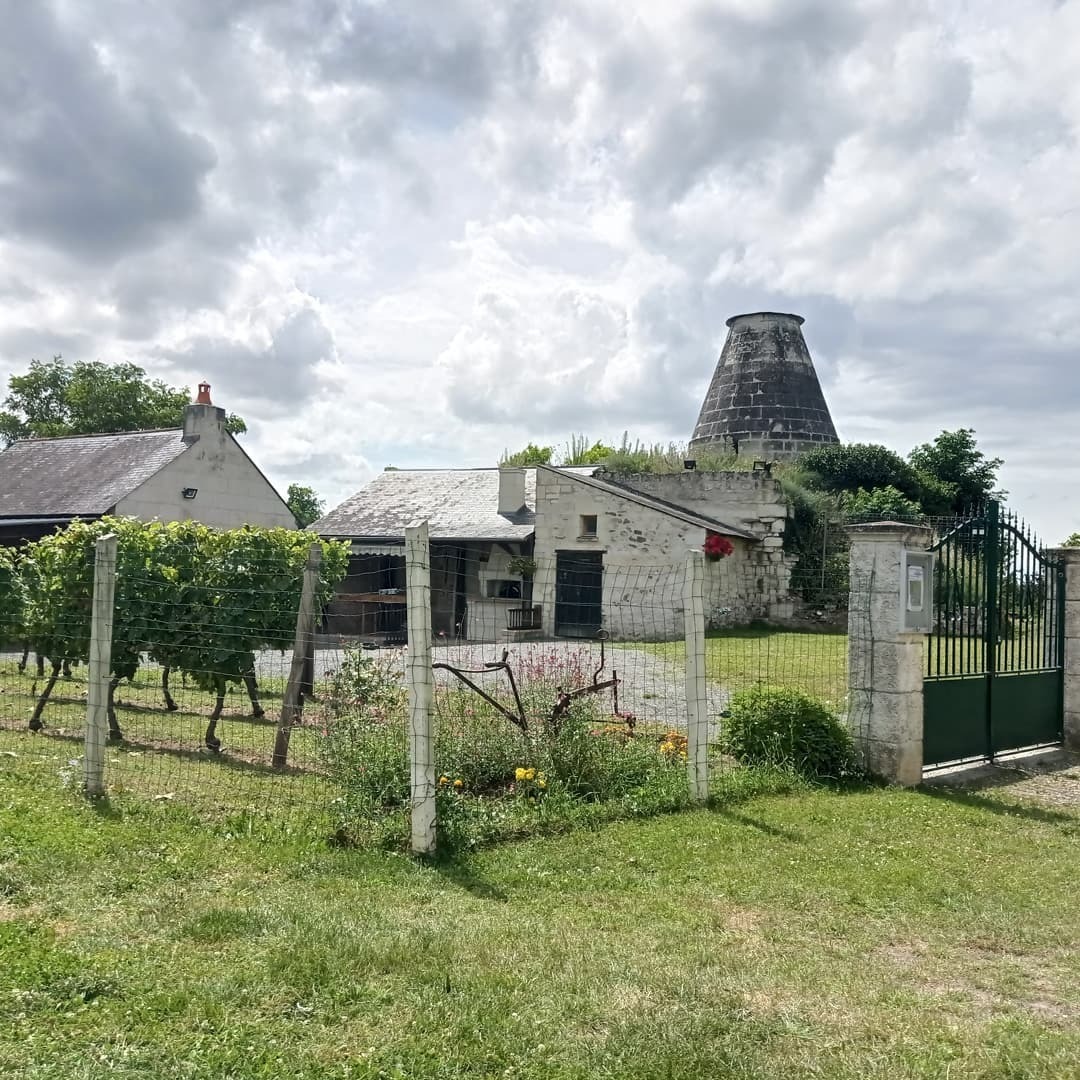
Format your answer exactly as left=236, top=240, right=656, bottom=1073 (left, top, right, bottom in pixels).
left=0, top=357, right=246, bottom=445
left=287, top=484, right=324, bottom=528
left=1063, top=533, right=1080, bottom=548
left=908, top=429, right=1003, bottom=515
left=798, top=443, right=924, bottom=503
left=840, top=485, right=922, bottom=523
left=501, top=442, right=554, bottom=466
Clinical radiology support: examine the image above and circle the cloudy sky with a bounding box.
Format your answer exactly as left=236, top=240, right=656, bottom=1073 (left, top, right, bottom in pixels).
left=2, top=0, right=1078, bottom=540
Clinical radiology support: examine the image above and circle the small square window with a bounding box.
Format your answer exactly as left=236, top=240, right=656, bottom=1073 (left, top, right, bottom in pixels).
left=579, top=514, right=598, bottom=538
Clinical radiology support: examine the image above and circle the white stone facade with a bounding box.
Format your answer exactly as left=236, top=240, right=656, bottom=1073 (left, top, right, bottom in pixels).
left=605, top=471, right=788, bottom=540
left=529, top=468, right=792, bottom=641
left=115, top=404, right=295, bottom=530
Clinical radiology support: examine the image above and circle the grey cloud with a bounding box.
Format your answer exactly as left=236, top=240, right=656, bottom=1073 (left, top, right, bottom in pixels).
left=0, top=328, right=99, bottom=369
left=0, top=3, right=216, bottom=262
left=320, top=2, right=494, bottom=102
left=604, top=2, right=870, bottom=204
left=160, top=308, right=337, bottom=411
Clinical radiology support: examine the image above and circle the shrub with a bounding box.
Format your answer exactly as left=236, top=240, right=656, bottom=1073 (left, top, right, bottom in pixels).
left=544, top=707, right=663, bottom=800
left=316, top=648, right=410, bottom=830
left=721, top=685, right=854, bottom=780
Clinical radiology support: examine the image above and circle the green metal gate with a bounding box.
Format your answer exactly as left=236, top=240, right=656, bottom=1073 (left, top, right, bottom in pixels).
left=923, top=501, right=1065, bottom=768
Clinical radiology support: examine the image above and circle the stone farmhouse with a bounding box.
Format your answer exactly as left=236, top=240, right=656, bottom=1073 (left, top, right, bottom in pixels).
left=311, top=308, right=843, bottom=644
left=0, top=384, right=295, bottom=545
left=311, top=465, right=792, bottom=643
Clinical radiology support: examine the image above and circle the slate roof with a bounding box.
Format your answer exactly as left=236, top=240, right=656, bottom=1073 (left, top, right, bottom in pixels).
left=0, top=430, right=189, bottom=518
left=311, top=469, right=542, bottom=542
left=312, top=466, right=756, bottom=543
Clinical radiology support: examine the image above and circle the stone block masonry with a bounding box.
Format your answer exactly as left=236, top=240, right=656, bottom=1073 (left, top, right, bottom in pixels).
left=601, top=470, right=793, bottom=626
left=1049, top=547, right=1080, bottom=751
left=846, top=523, right=933, bottom=785
left=532, top=469, right=792, bottom=639
left=689, top=312, right=839, bottom=461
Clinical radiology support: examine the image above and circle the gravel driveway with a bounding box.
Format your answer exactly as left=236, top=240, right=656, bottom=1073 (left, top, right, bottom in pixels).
left=256, top=640, right=728, bottom=733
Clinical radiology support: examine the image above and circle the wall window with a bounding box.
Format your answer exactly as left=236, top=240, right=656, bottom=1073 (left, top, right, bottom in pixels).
left=486, top=578, right=522, bottom=599
left=579, top=514, right=598, bottom=538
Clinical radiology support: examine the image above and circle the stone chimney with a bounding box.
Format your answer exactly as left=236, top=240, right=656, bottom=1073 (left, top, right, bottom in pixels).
left=498, top=467, right=527, bottom=514
left=182, top=382, right=228, bottom=444
left=689, top=312, right=839, bottom=461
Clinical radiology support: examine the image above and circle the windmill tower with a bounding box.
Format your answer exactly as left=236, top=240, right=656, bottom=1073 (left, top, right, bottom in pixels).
left=688, top=312, right=839, bottom=460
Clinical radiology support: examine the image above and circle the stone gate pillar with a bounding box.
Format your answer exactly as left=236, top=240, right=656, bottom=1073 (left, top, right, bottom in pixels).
left=846, top=523, right=933, bottom=785
left=1049, top=547, right=1080, bottom=752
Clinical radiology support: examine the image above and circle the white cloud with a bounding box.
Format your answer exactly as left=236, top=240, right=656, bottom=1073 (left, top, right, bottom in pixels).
left=0, top=0, right=1078, bottom=541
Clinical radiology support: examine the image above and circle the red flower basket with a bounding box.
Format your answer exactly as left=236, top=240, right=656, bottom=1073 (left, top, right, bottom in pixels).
left=703, top=532, right=734, bottom=562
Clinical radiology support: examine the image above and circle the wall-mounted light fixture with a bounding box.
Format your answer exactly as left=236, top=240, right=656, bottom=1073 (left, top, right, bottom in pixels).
left=182, top=487, right=198, bottom=500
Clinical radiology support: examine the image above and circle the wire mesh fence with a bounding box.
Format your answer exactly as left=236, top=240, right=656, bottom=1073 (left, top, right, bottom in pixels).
left=0, top=517, right=881, bottom=850
left=418, top=554, right=700, bottom=848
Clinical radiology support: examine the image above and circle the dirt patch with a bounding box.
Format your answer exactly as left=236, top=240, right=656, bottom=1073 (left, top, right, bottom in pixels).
left=877, top=937, right=1079, bottom=1025
left=724, top=908, right=763, bottom=934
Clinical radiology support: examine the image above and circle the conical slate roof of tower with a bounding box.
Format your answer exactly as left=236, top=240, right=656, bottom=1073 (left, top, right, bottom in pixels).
left=689, top=311, right=839, bottom=460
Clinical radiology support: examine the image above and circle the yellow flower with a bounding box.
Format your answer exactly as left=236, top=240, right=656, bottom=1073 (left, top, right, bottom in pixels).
left=453, top=778, right=464, bottom=789
left=537, top=779, right=547, bottom=790
left=438, top=775, right=449, bottom=786
left=515, top=767, right=527, bottom=781
left=525, top=768, right=536, bottom=781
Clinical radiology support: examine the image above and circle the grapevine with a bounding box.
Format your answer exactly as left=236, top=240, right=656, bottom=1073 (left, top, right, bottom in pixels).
left=12, top=516, right=348, bottom=750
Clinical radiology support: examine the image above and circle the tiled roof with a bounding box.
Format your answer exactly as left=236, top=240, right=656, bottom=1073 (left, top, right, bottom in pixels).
left=0, top=430, right=188, bottom=518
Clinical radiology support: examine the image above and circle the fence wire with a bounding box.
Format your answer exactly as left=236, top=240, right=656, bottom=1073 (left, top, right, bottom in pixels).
left=0, top=546, right=96, bottom=785
left=0, top=529, right=873, bottom=847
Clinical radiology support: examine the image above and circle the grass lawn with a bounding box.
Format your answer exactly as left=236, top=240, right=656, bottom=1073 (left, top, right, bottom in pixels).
left=0, top=658, right=330, bottom=813
left=645, top=626, right=849, bottom=709
left=1, top=755, right=1077, bottom=1078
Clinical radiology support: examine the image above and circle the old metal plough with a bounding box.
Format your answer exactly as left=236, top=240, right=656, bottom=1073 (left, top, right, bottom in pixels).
left=431, top=631, right=622, bottom=735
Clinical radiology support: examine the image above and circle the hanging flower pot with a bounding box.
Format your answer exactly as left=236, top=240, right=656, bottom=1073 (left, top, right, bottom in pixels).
left=703, top=531, right=734, bottom=562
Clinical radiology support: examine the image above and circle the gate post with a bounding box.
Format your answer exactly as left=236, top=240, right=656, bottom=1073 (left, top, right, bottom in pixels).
left=1050, top=546, right=1080, bottom=752
left=846, top=522, right=933, bottom=785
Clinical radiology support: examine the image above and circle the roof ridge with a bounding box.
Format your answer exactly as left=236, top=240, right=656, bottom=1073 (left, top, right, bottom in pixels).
left=10, top=427, right=182, bottom=444
left=543, top=465, right=758, bottom=540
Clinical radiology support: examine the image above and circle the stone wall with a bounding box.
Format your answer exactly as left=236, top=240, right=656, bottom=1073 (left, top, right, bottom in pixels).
left=597, top=470, right=794, bottom=624
left=532, top=469, right=787, bottom=640
left=1051, top=547, right=1080, bottom=751
left=599, top=470, right=788, bottom=538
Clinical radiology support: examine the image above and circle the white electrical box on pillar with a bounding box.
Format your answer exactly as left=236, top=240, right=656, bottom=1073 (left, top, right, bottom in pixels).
left=899, top=550, right=934, bottom=634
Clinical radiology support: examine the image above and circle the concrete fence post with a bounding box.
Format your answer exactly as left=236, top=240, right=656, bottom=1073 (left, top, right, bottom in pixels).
left=846, top=523, right=932, bottom=786
left=683, top=550, right=709, bottom=802
left=1049, top=547, right=1080, bottom=751
left=84, top=534, right=118, bottom=798
left=405, top=520, right=436, bottom=855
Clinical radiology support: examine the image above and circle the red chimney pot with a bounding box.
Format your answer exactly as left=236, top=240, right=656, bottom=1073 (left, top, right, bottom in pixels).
left=195, top=382, right=212, bottom=405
